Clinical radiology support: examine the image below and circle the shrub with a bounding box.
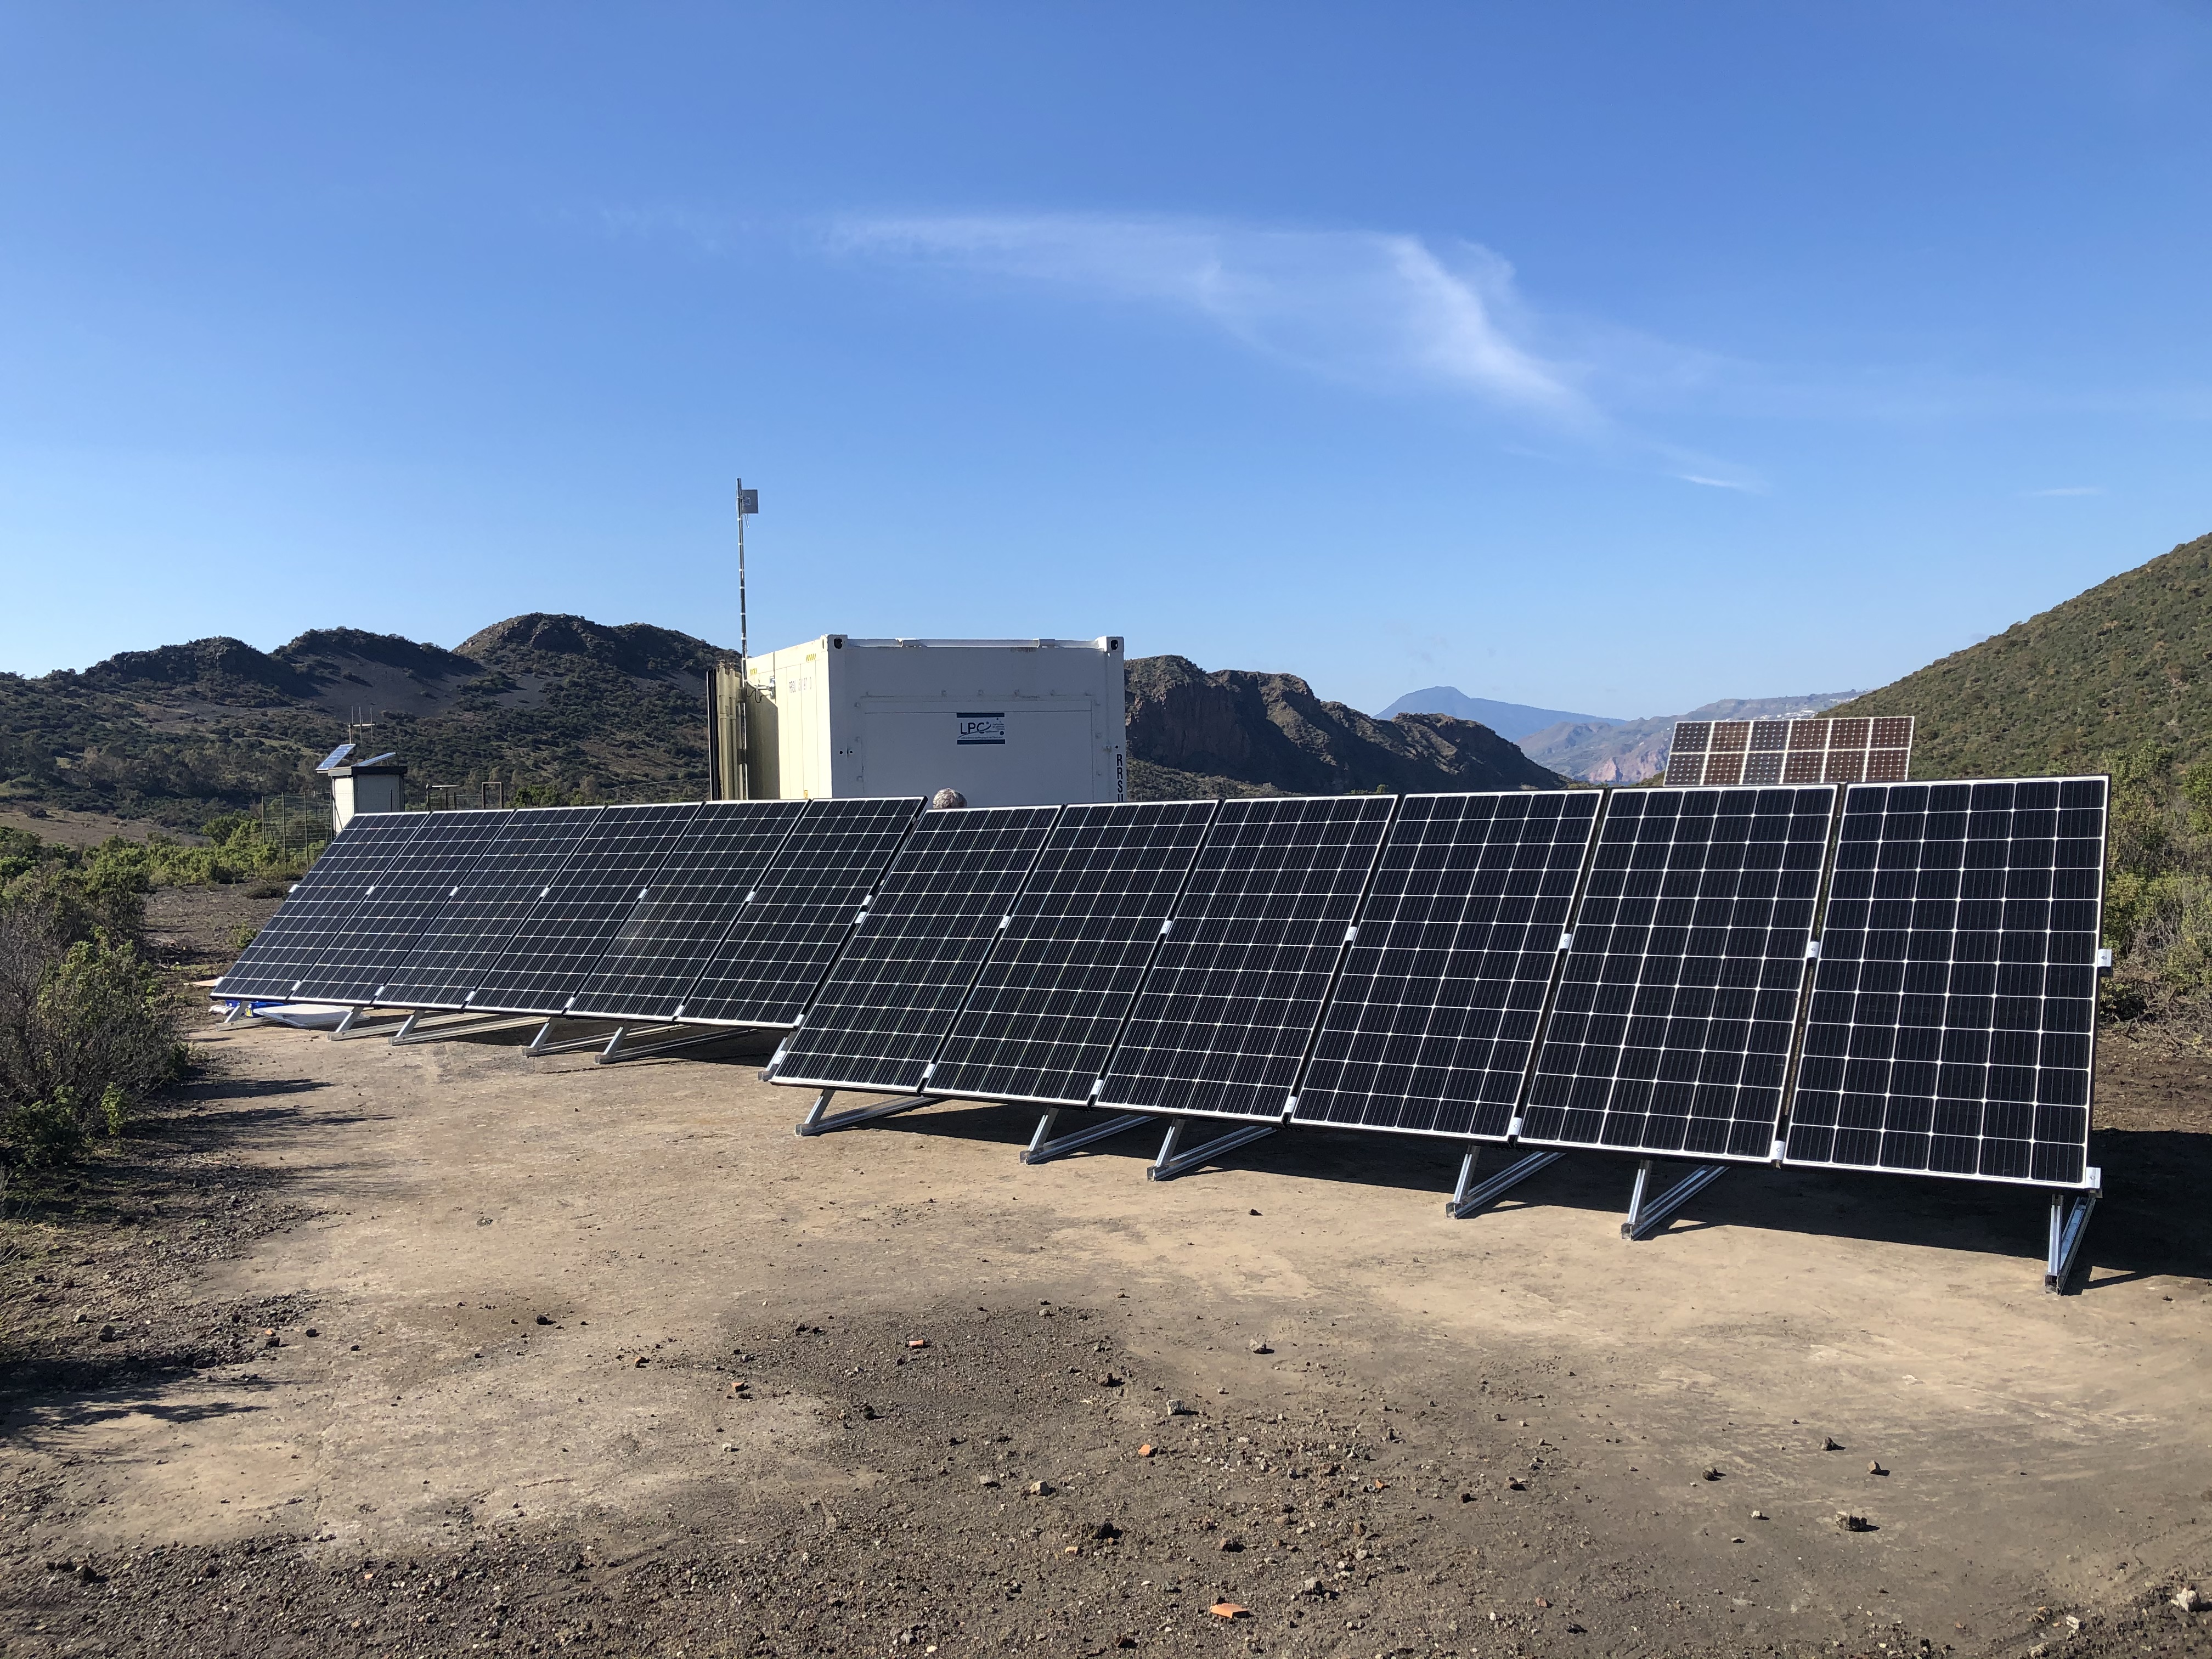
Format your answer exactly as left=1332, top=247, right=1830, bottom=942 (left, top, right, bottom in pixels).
left=0, top=888, right=185, bottom=1175
left=2099, top=742, right=2212, bottom=1039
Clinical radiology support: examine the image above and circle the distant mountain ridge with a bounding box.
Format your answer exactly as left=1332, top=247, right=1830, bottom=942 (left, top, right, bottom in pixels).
left=1829, top=530, right=2212, bottom=777
left=1375, top=687, right=1621, bottom=742
left=0, top=619, right=1565, bottom=827
left=1127, top=657, right=1564, bottom=799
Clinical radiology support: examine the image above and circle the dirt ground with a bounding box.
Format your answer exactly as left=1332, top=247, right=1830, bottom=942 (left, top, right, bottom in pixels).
left=0, top=810, right=202, bottom=851
left=1, top=989, right=2208, bottom=1658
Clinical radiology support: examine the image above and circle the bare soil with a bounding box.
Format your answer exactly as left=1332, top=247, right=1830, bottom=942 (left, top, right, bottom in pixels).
left=1, top=1015, right=2207, bottom=1658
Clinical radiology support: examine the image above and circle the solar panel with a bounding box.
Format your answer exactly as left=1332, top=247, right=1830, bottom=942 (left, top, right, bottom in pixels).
left=464, top=803, right=706, bottom=1015
left=769, top=805, right=1062, bottom=1092
left=211, top=812, right=427, bottom=1001
left=1784, top=777, right=2107, bottom=1187
left=926, top=800, right=1218, bottom=1107
left=376, top=806, right=608, bottom=1009
left=564, top=799, right=809, bottom=1021
left=677, top=797, right=926, bottom=1027
left=288, top=810, right=515, bottom=1004
left=1521, top=785, right=1836, bottom=1161
left=1294, top=790, right=1601, bottom=1139
left=1663, top=716, right=1913, bottom=788
left=1096, top=794, right=1396, bottom=1124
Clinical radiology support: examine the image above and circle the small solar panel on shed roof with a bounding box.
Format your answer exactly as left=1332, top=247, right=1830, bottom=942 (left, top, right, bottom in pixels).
left=211, top=812, right=426, bottom=1001
left=1295, top=790, right=1600, bottom=1140
left=678, top=796, right=926, bottom=1028
left=771, top=805, right=1060, bottom=1092
left=1097, top=794, right=1395, bottom=1124
left=1784, top=777, right=2107, bottom=1188
left=377, top=806, right=607, bottom=1009
left=926, top=800, right=1218, bottom=1107
left=463, top=803, right=704, bottom=1015
left=564, top=798, right=808, bottom=1021
left=287, top=810, right=514, bottom=1005
left=1521, top=785, right=1835, bottom=1161
left=1664, top=716, right=1912, bottom=788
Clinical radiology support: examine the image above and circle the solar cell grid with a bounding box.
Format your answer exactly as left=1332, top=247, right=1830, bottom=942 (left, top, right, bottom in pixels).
left=290, top=810, right=512, bottom=1005
left=1665, top=716, right=1914, bottom=789
left=1295, top=790, right=1600, bottom=1139
left=679, top=796, right=925, bottom=1027
left=1097, top=794, right=1396, bottom=1124
left=771, top=805, right=1060, bottom=1091
left=1784, top=777, right=2106, bottom=1187
left=377, top=806, right=607, bottom=1008
left=212, top=812, right=426, bottom=1001
left=1522, top=785, right=1836, bottom=1161
left=926, top=800, right=1218, bottom=1107
left=565, top=799, right=808, bottom=1020
left=464, top=803, right=704, bottom=1015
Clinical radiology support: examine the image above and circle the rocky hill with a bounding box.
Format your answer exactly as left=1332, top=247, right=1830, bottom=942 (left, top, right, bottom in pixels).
left=1830, top=530, right=2212, bottom=777
left=1125, top=656, right=1563, bottom=797
left=0, top=615, right=724, bottom=826
left=0, top=619, right=1564, bottom=828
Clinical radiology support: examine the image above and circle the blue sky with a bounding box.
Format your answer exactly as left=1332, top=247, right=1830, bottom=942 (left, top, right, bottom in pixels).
left=2, top=3, right=2207, bottom=719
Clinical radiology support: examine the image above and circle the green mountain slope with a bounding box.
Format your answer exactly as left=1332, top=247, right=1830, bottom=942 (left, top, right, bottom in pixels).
left=1832, top=531, right=2212, bottom=778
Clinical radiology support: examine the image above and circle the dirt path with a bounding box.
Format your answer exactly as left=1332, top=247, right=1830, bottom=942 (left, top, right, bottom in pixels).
left=2, top=1020, right=2208, bottom=1657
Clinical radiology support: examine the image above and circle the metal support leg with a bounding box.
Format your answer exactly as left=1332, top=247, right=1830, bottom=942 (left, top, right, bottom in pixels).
left=1147, top=1116, right=1278, bottom=1182
left=326, top=1007, right=369, bottom=1041
left=1447, top=1147, right=1565, bottom=1219
left=524, top=1019, right=558, bottom=1057
left=793, top=1089, right=939, bottom=1137
left=388, top=1011, right=548, bottom=1048
left=1622, top=1158, right=1728, bottom=1240
left=222, top=1001, right=250, bottom=1026
left=595, top=1024, right=759, bottom=1065
left=1023, top=1109, right=1152, bottom=1166
left=2045, top=1170, right=2101, bottom=1293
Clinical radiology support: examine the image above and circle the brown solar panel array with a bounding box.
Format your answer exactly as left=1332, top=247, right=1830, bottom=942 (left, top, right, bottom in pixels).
left=1662, top=716, right=1913, bottom=788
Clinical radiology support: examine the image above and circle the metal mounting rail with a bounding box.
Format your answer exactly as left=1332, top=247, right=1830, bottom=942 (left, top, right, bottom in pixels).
left=386, top=1010, right=547, bottom=1047
left=1023, top=1109, right=1153, bottom=1165
left=326, top=1007, right=410, bottom=1042
left=794, top=1088, right=942, bottom=1137
left=1147, top=1116, right=1277, bottom=1182
left=2045, top=1169, right=2102, bottom=1294
left=1447, top=1147, right=1565, bottom=1219
left=1622, top=1158, right=1728, bottom=1240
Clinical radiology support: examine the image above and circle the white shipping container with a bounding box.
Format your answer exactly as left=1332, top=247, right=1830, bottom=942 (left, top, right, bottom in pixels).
left=732, top=635, right=1127, bottom=807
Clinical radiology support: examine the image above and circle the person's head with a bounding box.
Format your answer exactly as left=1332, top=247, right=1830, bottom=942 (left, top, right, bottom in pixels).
left=929, top=787, right=968, bottom=811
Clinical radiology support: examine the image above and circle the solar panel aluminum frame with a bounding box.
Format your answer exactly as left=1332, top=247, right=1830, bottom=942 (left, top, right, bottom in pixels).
left=562, top=798, right=811, bottom=1023
left=1519, top=783, right=1841, bottom=1165
left=211, top=811, right=430, bottom=1003
left=1291, top=788, right=1605, bottom=1143
left=1093, top=793, right=1400, bottom=1127
left=766, top=804, right=1065, bottom=1094
left=459, top=803, right=709, bottom=1017
left=919, top=799, right=1222, bottom=1110
left=287, top=809, right=517, bottom=1006
left=373, top=805, right=611, bottom=1011
left=674, top=795, right=929, bottom=1030
left=1780, top=775, right=2108, bottom=1191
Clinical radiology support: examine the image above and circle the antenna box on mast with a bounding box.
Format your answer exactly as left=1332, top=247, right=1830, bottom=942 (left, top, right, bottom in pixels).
left=725, top=634, right=1127, bottom=807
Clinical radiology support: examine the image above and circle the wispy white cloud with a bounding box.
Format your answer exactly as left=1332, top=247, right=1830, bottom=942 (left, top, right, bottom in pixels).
left=1678, top=473, right=1760, bottom=492
left=2024, top=485, right=2104, bottom=497
left=828, top=213, right=1600, bottom=427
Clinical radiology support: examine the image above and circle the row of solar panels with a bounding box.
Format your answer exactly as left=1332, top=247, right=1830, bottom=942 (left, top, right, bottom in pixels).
left=217, top=776, right=2108, bottom=1192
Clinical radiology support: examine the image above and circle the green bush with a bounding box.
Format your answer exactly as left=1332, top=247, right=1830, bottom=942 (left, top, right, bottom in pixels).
left=2099, top=742, right=2212, bottom=1037
left=0, top=867, right=187, bottom=1174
